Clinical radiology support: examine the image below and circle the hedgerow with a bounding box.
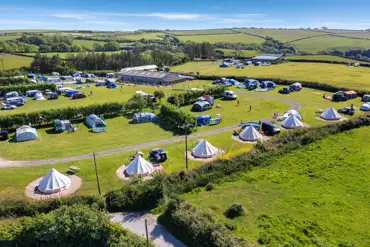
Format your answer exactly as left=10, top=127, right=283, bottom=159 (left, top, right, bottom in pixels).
left=0, top=77, right=30, bottom=86
left=167, top=85, right=225, bottom=106
left=159, top=103, right=196, bottom=131
left=106, top=114, right=370, bottom=211
left=0, top=83, right=56, bottom=97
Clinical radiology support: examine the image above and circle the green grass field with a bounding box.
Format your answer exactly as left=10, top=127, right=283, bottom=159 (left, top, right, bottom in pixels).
left=0, top=131, right=253, bottom=200
left=118, top=32, right=165, bottom=40
left=325, top=30, right=370, bottom=39
left=234, top=28, right=322, bottom=42
left=168, top=29, right=237, bottom=35
left=72, top=40, right=106, bottom=49
left=172, top=61, right=370, bottom=90
left=0, top=54, right=33, bottom=69
left=19, top=51, right=124, bottom=58
left=217, top=49, right=260, bottom=57
left=0, top=35, right=20, bottom=41
left=177, top=33, right=265, bottom=44
left=184, top=126, right=370, bottom=246
left=287, top=54, right=370, bottom=64
left=290, top=35, right=370, bottom=53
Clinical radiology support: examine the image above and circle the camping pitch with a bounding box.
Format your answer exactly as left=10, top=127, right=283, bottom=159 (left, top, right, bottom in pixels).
left=125, top=155, right=155, bottom=176
left=282, top=115, right=304, bottom=129
left=38, top=168, right=71, bottom=194
left=192, top=139, right=219, bottom=158
left=321, top=108, right=342, bottom=120
left=282, top=109, right=303, bottom=120
left=16, top=125, right=38, bottom=142
left=239, top=125, right=263, bottom=141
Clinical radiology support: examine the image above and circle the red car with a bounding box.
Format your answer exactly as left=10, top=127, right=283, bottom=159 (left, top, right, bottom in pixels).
left=72, top=93, right=86, bottom=99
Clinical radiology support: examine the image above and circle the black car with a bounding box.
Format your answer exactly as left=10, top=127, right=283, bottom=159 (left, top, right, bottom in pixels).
left=278, top=87, right=291, bottom=94
left=0, top=130, right=9, bottom=141
left=48, top=93, right=59, bottom=100
left=338, top=107, right=355, bottom=116
left=261, top=122, right=280, bottom=136
left=149, top=148, right=168, bottom=162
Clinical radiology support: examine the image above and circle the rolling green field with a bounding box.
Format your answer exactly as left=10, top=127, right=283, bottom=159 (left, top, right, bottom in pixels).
left=0, top=131, right=253, bottom=200
left=72, top=40, right=106, bottom=49
left=287, top=54, right=370, bottom=64
left=217, top=49, right=260, bottom=57
left=19, top=50, right=124, bottom=58
left=184, top=126, right=370, bottom=246
left=325, top=30, right=370, bottom=39
left=168, top=29, right=237, bottom=35
left=0, top=35, right=20, bottom=41
left=177, top=33, right=265, bottom=44
left=172, top=61, right=370, bottom=90
left=0, top=54, right=33, bottom=69
left=118, top=32, right=165, bottom=40
left=290, top=35, right=370, bottom=53
left=234, top=28, right=322, bottom=42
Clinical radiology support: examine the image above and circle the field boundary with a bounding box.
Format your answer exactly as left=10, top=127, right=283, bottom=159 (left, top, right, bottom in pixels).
left=284, top=33, right=329, bottom=44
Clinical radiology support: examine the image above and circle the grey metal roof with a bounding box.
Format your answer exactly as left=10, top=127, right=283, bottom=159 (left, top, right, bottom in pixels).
left=120, top=65, right=158, bottom=72
left=119, top=70, right=168, bottom=79
left=252, top=53, right=284, bottom=60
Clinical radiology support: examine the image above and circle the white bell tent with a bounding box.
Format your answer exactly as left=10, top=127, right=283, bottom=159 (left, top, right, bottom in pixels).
left=125, top=155, right=155, bottom=176
left=239, top=125, right=263, bottom=141
left=192, top=139, right=219, bottom=158
left=282, top=114, right=304, bottom=129
left=38, top=168, right=71, bottom=194
left=321, top=108, right=341, bottom=120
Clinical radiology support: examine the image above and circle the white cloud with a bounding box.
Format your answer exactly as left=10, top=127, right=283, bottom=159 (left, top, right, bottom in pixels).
left=52, top=13, right=88, bottom=20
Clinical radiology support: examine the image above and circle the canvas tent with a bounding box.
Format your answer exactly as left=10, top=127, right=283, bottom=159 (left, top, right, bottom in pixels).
left=360, top=103, right=370, bottom=111
left=133, top=112, right=159, bottom=123
left=282, top=115, right=304, bottom=129
left=321, top=108, right=341, bottom=120
left=282, top=109, right=303, bottom=120
left=86, top=114, right=106, bottom=128
left=125, top=155, right=155, bottom=176
left=192, top=139, right=219, bottom=158
left=37, top=168, right=71, bottom=194
left=192, top=101, right=212, bottom=112
left=239, top=125, right=263, bottom=141
left=362, top=95, right=370, bottom=102
left=34, top=92, right=45, bottom=100
left=16, top=125, right=38, bottom=142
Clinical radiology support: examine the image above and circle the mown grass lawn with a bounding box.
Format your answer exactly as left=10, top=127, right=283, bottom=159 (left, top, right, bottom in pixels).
left=72, top=40, right=106, bottom=49
left=184, top=126, right=370, bottom=246
left=0, top=131, right=253, bottom=200
left=0, top=54, right=33, bottom=70
left=172, top=61, right=370, bottom=90
left=0, top=93, right=288, bottom=160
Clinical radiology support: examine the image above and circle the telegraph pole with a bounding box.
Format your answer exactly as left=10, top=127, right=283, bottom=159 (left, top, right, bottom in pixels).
left=178, top=123, right=193, bottom=170
left=93, top=152, right=101, bottom=195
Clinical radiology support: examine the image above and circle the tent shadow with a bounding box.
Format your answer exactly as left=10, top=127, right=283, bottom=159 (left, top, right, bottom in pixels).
left=45, top=128, right=60, bottom=135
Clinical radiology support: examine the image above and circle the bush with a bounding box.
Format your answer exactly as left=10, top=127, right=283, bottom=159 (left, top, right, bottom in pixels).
left=0, top=69, right=26, bottom=77
left=0, top=83, right=56, bottom=97
left=105, top=115, right=370, bottom=211
left=0, top=204, right=153, bottom=247
left=159, top=103, right=196, bottom=131
left=205, top=183, right=215, bottom=191
left=0, top=77, right=30, bottom=86
left=0, top=195, right=105, bottom=218
left=167, top=85, right=225, bottom=106
left=224, top=203, right=245, bottom=219
left=158, top=201, right=248, bottom=247
left=0, top=101, right=124, bottom=129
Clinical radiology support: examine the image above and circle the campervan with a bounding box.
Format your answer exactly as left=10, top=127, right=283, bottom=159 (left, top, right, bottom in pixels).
left=223, top=90, right=237, bottom=100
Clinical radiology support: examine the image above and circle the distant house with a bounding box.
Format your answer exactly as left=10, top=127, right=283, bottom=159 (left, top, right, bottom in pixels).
left=251, top=53, right=284, bottom=64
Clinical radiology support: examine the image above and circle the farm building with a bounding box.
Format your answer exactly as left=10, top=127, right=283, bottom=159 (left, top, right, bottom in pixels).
left=37, top=168, right=71, bottom=194
left=251, top=53, right=284, bottom=64
left=16, top=125, right=38, bottom=142
left=120, top=65, right=158, bottom=73
left=117, top=70, right=192, bottom=85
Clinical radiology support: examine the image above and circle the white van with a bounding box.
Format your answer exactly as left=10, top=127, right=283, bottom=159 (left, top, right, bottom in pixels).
left=224, top=90, right=237, bottom=100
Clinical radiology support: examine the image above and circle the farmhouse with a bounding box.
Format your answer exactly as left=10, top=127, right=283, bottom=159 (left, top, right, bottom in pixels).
left=117, top=70, right=192, bottom=85
left=251, top=53, right=284, bottom=64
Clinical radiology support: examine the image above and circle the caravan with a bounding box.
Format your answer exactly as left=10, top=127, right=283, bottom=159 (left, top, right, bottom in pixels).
left=6, top=97, right=25, bottom=106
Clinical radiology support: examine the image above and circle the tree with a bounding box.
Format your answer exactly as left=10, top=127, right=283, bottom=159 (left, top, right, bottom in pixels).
left=321, top=26, right=328, bottom=30
left=130, top=94, right=146, bottom=112
left=93, top=42, right=103, bottom=51
left=154, top=90, right=165, bottom=103
left=104, top=41, right=120, bottom=51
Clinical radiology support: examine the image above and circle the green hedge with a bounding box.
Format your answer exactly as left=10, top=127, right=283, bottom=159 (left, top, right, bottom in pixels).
left=0, top=77, right=30, bottom=86
left=0, top=102, right=124, bottom=129
left=86, top=70, right=115, bottom=77
left=158, top=200, right=248, bottom=247
left=0, top=204, right=153, bottom=247
left=167, top=85, right=225, bottom=106
left=0, top=195, right=105, bottom=218
left=159, top=103, right=196, bottom=131
left=0, top=83, right=56, bottom=97
left=0, top=69, right=26, bottom=78
left=106, top=115, right=370, bottom=211
left=197, top=75, right=370, bottom=96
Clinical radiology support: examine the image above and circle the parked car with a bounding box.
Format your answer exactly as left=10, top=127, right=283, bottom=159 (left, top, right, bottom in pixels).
left=44, top=89, right=53, bottom=95
left=48, top=93, right=59, bottom=100
left=223, top=90, right=237, bottom=100
left=261, top=122, right=280, bottom=136
left=0, top=130, right=9, bottom=141
left=338, top=107, right=355, bottom=116
left=149, top=148, right=168, bottom=162
left=72, top=93, right=86, bottom=99
left=278, top=87, right=291, bottom=94
left=1, top=103, right=17, bottom=110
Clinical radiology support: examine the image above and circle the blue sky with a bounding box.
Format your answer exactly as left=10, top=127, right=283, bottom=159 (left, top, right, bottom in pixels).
left=0, top=0, right=369, bottom=30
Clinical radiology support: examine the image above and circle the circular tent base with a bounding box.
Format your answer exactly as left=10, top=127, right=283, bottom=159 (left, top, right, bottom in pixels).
left=25, top=175, right=82, bottom=200
left=316, top=116, right=348, bottom=122
left=280, top=122, right=311, bottom=130
left=231, top=134, right=269, bottom=144
left=116, top=164, right=164, bottom=181
left=186, top=150, right=225, bottom=162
